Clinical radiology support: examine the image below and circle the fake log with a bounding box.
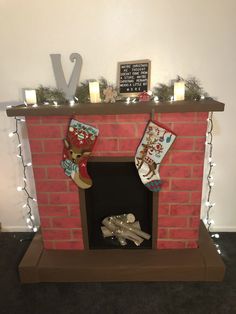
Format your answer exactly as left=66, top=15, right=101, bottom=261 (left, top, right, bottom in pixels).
left=101, top=214, right=151, bottom=247
left=111, top=217, right=151, bottom=240
left=101, top=221, right=141, bottom=237
left=102, top=217, right=144, bottom=246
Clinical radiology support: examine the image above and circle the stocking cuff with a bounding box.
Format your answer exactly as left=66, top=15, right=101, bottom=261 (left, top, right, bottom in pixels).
left=145, top=180, right=162, bottom=192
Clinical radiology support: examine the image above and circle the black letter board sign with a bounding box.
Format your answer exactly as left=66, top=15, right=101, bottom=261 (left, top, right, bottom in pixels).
left=117, top=59, right=151, bottom=97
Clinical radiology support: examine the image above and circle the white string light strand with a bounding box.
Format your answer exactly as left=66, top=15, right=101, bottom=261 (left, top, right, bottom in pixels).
left=205, top=111, right=214, bottom=231
left=204, top=112, right=221, bottom=252
left=9, top=117, right=38, bottom=232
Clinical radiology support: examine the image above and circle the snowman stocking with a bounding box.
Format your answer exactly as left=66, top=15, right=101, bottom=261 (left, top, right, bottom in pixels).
left=135, top=120, right=176, bottom=192
left=61, top=119, right=99, bottom=189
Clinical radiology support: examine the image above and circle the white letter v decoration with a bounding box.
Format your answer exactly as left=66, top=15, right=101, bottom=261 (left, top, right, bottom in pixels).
left=50, top=53, right=82, bottom=100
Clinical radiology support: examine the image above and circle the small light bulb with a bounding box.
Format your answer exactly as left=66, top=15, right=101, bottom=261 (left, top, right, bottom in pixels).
left=147, top=90, right=153, bottom=96
left=20, top=118, right=25, bottom=122
left=6, top=105, right=12, bottom=108
left=53, top=101, right=58, bottom=107
left=17, top=143, right=22, bottom=148
left=44, top=102, right=49, bottom=105
left=215, top=233, right=220, bottom=238
left=17, top=154, right=22, bottom=158
left=201, top=95, right=205, bottom=100
left=22, top=204, right=27, bottom=208
left=154, top=96, right=159, bottom=103
left=170, top=96, right=174, bottom=102
left=132, top=98, right=137, bottom=103
left=24, top=101, right=28, bottom=107
left=9, top=132, right=14, bottom=138
left=26, top=218, right=31, bottom=223
left=32, top=104, right=38, bottom=108
left=33, top=198, right=37, bottom=202
left=217, top=249, right=221, bottom=254
left=27, top=162, right=32, bottom=167
left=205, top=201, right=210, bottom=206
left=31, top=215, right=35, bottom=220
left=208, top=157, right=212, bottom=162
left=33, top=227, right=38, bottom=232
left=126, top=97, right=131, bottom=104
left=69, top=100, right=75, bottom=107
left=28, top=224, right=33, bottom=229
left=17, top=186, right=23, bottom=191
left=23, top=177, right=27, bottom=182
left=210, top=182, right=215, bottom=187
left=74, top=96, right=78, bottom=102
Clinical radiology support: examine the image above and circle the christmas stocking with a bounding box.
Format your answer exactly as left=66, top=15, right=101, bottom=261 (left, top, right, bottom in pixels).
left=135, top=120, right=176, bottom=192
left=61, top=119, right=99, bottom=189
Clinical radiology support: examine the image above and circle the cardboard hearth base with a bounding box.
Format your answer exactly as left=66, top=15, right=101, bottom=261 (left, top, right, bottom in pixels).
left=19, top=221, right=225, bottom=283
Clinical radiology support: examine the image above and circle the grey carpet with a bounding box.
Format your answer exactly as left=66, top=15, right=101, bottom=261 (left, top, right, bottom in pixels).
left=0, top=232, right=235, bottom=314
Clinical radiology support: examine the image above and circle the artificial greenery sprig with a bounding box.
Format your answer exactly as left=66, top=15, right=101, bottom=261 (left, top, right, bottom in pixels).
left=36, top=85, right=67, bottom=104
left=152, top=76, right=208, bottom=101
left=74, top=77, right=117, bottom=103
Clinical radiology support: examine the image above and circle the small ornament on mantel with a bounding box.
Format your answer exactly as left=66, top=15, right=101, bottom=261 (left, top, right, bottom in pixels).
left=138, top=91, right=151, bottom=102
left=103, top=86, right=117, bottom=103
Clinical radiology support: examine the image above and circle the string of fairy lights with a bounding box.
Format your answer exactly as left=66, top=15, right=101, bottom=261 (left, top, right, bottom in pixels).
left=8, top=115, right=38, bottom=232
left=204, top=111, right=221, bottom=254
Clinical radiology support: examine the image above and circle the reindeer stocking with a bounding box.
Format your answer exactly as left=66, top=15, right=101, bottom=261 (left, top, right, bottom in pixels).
left=61, top=119, right=99, bottom=189
left=135, top=120, right=176, bottom=192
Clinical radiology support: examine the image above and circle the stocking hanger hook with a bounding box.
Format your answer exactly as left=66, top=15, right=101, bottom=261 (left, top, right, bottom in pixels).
left=150, top=108, right=155, bottom=120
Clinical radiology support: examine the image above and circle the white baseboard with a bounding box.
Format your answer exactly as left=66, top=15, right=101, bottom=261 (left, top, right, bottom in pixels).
left=1, top=226, right=30, bottom=232
left=210, top=226, right=236, bottom=232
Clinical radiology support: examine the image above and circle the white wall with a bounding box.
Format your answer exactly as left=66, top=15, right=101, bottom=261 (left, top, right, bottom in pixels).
left=0, top=0, right=235, bottom=231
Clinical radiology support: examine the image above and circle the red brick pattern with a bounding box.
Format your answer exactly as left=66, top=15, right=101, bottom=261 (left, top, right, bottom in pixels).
left=26, top=111, right=207, bottom=250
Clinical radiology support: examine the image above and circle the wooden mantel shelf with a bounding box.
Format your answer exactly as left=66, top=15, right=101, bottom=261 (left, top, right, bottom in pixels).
left=6, top=99, right=225, bottom=117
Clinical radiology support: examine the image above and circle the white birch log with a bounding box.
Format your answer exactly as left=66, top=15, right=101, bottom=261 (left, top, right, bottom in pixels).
left=111, top=217, right=151, bottom=240
left=101, top=221, right=141, bottom=238
left=102, top=218, right=143, bottom=246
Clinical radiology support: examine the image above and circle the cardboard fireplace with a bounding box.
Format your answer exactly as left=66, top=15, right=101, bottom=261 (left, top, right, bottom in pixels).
left=6, top=100, right=225, bottom=282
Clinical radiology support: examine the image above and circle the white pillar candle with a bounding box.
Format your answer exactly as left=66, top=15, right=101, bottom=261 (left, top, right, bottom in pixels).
left=24, top=89, right=37, bottom=105
left=174, top=81, right=185, bottom=101
left=89, top=82, right=101, bottom=103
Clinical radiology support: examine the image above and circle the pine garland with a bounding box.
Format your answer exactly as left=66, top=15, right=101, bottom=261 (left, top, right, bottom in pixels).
left=36, top=85, right=67, bottom=104
left=34, top=76, right=208, bottom=104
left=74, top=77, right=116, bottom=103
left=153, top=76, right=208, bottom=101
left=184, top=77, right=208, bottom=100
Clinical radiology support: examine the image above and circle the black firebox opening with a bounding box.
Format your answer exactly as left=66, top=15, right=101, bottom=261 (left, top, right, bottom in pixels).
left=85, top=162, right=153, bottom=249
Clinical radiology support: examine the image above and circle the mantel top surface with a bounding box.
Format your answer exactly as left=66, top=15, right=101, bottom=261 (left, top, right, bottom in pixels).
left=6, top=99, right=225, bottom=117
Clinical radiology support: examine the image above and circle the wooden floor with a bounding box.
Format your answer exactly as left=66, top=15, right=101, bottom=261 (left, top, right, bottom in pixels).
left=19, top=221, right=225, bottom=283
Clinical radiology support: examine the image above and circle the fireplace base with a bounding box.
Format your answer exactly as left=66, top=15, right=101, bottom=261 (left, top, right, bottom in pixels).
left=19, top=221, right=225, bottom=283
